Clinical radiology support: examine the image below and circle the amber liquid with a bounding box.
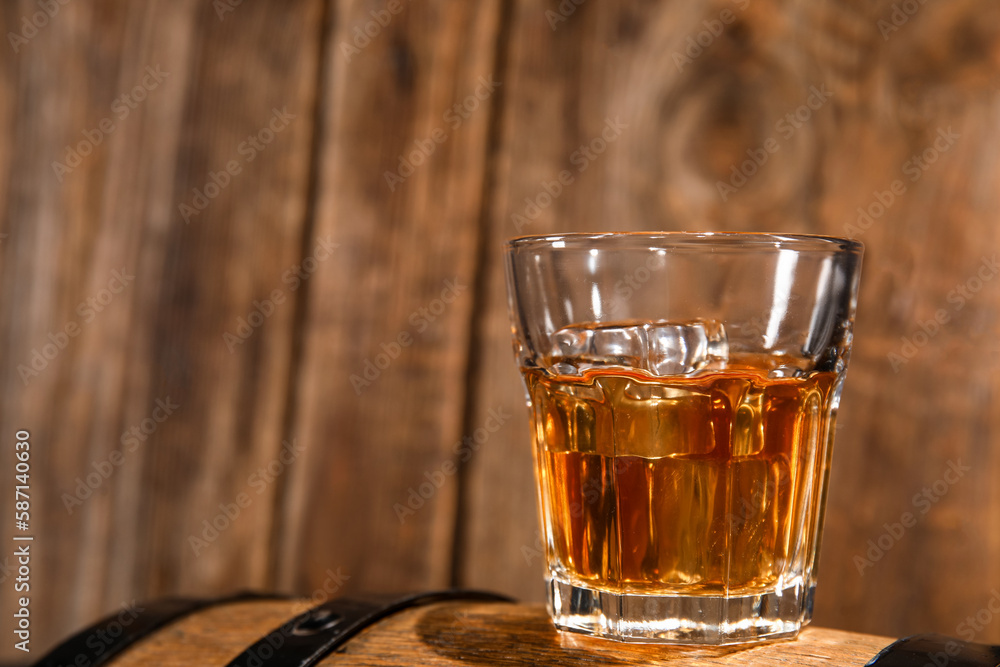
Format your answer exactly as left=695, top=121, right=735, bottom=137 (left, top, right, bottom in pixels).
left=525, top=362, right=838, bottom=595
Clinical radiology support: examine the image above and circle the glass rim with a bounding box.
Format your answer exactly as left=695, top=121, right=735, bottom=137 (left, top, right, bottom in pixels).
left=506, top=231, right=863, bottom=254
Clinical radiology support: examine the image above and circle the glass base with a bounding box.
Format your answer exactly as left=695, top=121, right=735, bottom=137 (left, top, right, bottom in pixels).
left=547, top=575, right=814, bottom=645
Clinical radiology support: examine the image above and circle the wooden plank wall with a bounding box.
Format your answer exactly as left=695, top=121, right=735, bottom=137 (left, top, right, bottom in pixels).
left=1, top=0, right=998, bottom=661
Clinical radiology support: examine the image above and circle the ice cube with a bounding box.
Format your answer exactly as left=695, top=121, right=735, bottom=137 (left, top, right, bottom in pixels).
left=648, top=320, right=728, bottom=376
left=767, top=365, right=806, bottom=379
left=591, top=325, right=645, bottom=366
left=544, top=319, right=728, bottom=376
left=551, top=325, right=593, bottom=357
left=550, top=326, right=594, bottom=375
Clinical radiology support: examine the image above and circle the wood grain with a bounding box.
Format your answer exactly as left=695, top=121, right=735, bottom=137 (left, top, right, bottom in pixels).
left=1, top=0, right=1000, bottom=661
left=76, top=599, right=897, bottom=666
left=459, top=0, right=639, bottom=607
left=338, top=602, right=893, bottom=666
left=807, top=0, right=1000, bottom=640
left=273, top=0, right=504, bottom=597
left=0, top=0, right=322, bottom=659
left=460, top=0, right=1000, bottom=645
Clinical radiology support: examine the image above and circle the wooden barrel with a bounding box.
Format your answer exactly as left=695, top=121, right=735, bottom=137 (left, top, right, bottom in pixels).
left=33, top=592, right=996, bottom=667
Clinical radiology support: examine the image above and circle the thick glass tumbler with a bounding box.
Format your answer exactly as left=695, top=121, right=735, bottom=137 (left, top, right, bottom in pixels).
left=505, top=232, right=863, bottom=644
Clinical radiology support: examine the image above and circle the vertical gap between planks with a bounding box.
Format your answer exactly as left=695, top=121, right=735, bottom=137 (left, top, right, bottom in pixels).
left=449, top=0, right=516, bottom=589
left=266, top=0, right=335, bottom=591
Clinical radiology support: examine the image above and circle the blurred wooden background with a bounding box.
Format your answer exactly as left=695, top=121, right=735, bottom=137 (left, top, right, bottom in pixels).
left=2, top=0, right=999, bottom=661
